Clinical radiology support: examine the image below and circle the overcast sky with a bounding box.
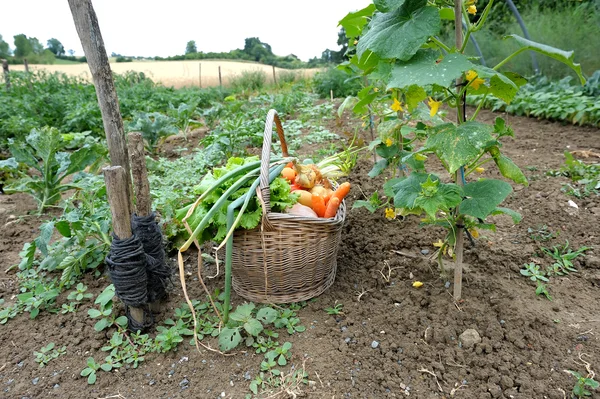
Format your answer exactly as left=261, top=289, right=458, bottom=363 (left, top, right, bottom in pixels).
left=0, top=0, right=371, bottom=61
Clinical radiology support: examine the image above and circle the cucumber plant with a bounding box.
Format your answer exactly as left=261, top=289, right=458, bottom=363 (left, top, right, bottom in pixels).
left=339, top=0, right=586, bottom=298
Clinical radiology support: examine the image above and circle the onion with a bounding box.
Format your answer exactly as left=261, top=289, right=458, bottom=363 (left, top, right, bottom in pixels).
left=286, top=203, right=318, bottom=218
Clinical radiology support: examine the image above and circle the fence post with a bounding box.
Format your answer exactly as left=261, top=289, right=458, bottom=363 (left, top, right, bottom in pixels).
left=68, top=0, right=133, bottom=212
left=199, top=63, right=202, bottom=88
left=272, top=65, right=277, bottom=86
left=218, top=65, right=222, bottom=87
left=1, top=59, right=9, bottom=91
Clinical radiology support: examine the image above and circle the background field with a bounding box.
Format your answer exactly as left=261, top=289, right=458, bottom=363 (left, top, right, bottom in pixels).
left=8, top=60, right=321, bottom=88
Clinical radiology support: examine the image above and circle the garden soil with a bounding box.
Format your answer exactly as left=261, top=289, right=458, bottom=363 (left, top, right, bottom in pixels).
left=0, top=109, right=599, bottom=399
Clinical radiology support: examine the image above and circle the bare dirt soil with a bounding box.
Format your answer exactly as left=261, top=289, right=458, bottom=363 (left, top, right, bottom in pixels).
left=9, top=60, right=320, bottom=89
left=0, top=109, right=599, bottom=399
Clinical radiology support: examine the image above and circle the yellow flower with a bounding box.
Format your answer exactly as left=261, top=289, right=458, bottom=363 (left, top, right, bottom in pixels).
left=391, top=98, right=403, bottom=112
left=468, top=5, right=477, bottom=14
left=412, top=281, right=424, bottom=288
left=475, top=167, right=485, bottom=173
left=465, top=70, right=484, bottom=90
left=374, top=87, right=379, bottom=92
left=385, top=208, right=396, bottom=220
left=468, top=228, right=480, bottom=238
left=415, top=153, right=427, bottom=161
left=433, top=239, right=448, bottom=255
left=385, top=137, right=393, bottom=147
left=427, top=97, right=442, bottom=117
left=353, top=39, right=358, bottom=46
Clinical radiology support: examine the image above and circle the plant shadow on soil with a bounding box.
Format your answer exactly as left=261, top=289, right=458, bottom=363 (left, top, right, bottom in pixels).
left=0, top=109, right=599, bottom=398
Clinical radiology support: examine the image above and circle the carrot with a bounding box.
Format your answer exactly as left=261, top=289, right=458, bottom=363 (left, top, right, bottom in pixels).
left=332, top=182, right=351, bottom=202
left=324, top=197, right=340, bottom=218
left=311, top=194, right=326, bottom=218
left=290, top=182, right=302, bottom=192
left=286, top=162, right=294, bottom=169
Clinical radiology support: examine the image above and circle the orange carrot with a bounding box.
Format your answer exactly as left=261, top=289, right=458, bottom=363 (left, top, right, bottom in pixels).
left=286, top=161, right=294, bottom=169
left=311, top=194, right=326, bottom=218
left=332, top=182, right=351, bottom=202
left=324, top=197, right=340, bottom=218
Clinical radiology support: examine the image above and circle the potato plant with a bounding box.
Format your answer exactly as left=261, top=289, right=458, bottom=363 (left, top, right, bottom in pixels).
left=339, top=0, right=586, bottom=298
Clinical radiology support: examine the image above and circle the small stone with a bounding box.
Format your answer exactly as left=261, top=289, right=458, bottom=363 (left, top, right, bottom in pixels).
left=421, top=249, right=430, bottom=255
left=32, top=378, right=39, bottom=385
left=371, top=341, right=379, bottom=349
left=169, top=370, right=175, bottom=376
left=445, top=281, right=451, bottom=289
left=244, top=371, right=251, bottom=380
left=459, top=329, right=482, bottom=349
left=345, top=338, right=351, bottom=343
left=149, top=380, right=155, bottom=386
left=53, top=384, right=60, bottom=389
left=179, top=378, right=189, bottom=389
left=17, top=362, right=24, bottom=368
left=221, top=392, right=226, bottom=397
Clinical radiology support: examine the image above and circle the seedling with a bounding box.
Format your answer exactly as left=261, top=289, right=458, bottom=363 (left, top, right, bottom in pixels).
left=567, top=370, right=599, bottom=398
left=34, top=342, right=66, bottom=367
left=527, top=225, right=557, bottom=242
left=520, top=263, right=549, bottom=283
left=542, top=241, right=590, bottom=275
left=324, top=302, right=344, bottom=315
left=67, top=283, right=93, bottom=302
left=80, top=357, right=100, bottom=384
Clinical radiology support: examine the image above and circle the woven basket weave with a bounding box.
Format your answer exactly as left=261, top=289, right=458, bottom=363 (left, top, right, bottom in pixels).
left=230, top=109, right=346, bottom=303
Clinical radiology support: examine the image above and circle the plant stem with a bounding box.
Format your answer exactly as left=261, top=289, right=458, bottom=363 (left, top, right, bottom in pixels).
left=469, top=92, right=489, bottom=121
left=430, top=36, right=452, bottom=53
left=493, top=48, right=528, bottom=71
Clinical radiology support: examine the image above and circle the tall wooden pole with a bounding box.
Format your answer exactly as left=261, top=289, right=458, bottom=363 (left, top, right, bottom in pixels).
left=218, top=65, right=222, bottom=87
left=198, top=63, right=202, bottom=88
left=1, top=60, right=9, bottom=91
left=272, top=65, right=277, bottom=86
left=453, top=0, right=465, bottom=301
left=127, top=132, right=151, bottom=217
left=68, top=0, right=132, bottom=212
left=103, top=166, right=144, bottom=325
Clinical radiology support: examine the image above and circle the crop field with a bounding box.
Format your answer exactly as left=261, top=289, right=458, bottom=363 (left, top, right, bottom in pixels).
left=9, top=60, right=320, bottom=89
left=1, top=1, right=600, bottom=399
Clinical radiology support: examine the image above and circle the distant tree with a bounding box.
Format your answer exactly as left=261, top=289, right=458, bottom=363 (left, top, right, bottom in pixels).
left=336, top=28, right=349, bottom=61
left=243, top=37, right=273, bottom=62
left=13, top=34, right=32, bottom=57
left=47, top=38, right=65, bottom=56
left=68, top=49, right=75, bottom=56
left=29, top=37, right=44, bottom=54
left=0, top=34, right=10, bottom=58
left=185, top=40, right=197, bottom=54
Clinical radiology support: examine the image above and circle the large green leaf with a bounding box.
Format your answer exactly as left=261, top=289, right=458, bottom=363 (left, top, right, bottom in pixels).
left=374, top=0, right=405, bottom=12
left=471, top=66, right=519, bottom=103
left=389, top=172, right=435, bottom=209
left=414, top=176, right=462, bottom=218
left=256, top=307, right=278, bottom=324
left=60, top=144, right=102, bottom=181
left=243, top=319, right=263, bottom=337
left=229, top=303, right=255, bottom=322
left=491, top=207, right=522, bottom=224
left=0, top=157, right=18, bottom=171
left=503, top=34, right=585, bottom=85
left=357, top=0, right=440, bottom=61
left=388, top=51, right=474, bottom=89
left=26, top=127, right=62, bottom=169
left=339, top=4, right=377, bottom=38
left=349, top=50, right=381, bottom=72
left=425, top=122, right=495, bottom=174
left=460, top=179, right=513, bottom=219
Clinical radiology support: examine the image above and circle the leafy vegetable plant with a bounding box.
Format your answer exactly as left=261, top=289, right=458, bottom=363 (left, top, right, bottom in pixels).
left=34, top=342, right=66, bottom=368
left=338, top=0, right=585, bottom=298
left=5, top=127, right=103, bottom=213
left=567, top=370, right=599, bottom=398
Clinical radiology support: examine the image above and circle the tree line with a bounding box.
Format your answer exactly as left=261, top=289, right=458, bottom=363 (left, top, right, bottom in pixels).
left=0, top=34, right=86, bottom=64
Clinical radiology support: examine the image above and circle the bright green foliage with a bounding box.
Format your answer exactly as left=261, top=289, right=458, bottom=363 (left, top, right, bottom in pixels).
left=80, top=357, right=100, bottom=385
left=542, top=241, right=590, bottom=275
left=176, top=156, right=298, bottom=245
left=568, top=370, right=599, bottom=398
left=551, top=151, right=600, bottom=197
left=34, top=342, right=66, bottom=368
left=324, top=303, right=344, bottom=315
left=127, top=112, right=179, bottom=153
left=5, top=127, right=103, bottom=213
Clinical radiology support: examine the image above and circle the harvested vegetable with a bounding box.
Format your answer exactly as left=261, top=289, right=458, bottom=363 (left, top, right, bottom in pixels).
left=332, top=182, right=351, bottom=202
left=324, top=197, right=340, bottom=218
left=296, top=190, right=313, bottom=208
left=281, top=167, right=296, bottom=183
left=312, top=194, right=326, bottom=217
left=287, top=203, right=318, bottom=218
left=294, top=164, right=318, bottom=189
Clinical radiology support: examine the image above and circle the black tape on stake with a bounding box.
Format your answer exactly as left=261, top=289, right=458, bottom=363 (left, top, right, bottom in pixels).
left=105, top=233, right=153, bottom=331
left=132, top=213, right=171, bottom=304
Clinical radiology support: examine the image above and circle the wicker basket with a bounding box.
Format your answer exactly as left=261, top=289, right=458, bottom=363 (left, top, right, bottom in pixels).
left=230, top=109, right=346, bottom=303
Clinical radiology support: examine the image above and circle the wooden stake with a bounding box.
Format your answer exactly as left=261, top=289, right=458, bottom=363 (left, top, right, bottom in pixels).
left=102, top=166, right=144, bottom=325
left=272, top=65, right=277, bottom=86
left=453, top=0, right=465, bottom=301
left=198, top=63, right=202, bottom=88
left=23, top=59, right=32, bottom=90
left=68, top=0, right=133, bottom=213
left=23, top=59, right=29, bottom=73
left=1, top=59, right=9, bottom=91
left=127, top=132, right=151, bottom=217
left=218, top=65, right=222, bottom=87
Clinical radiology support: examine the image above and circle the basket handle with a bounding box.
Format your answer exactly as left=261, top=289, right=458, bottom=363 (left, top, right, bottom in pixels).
left=259, top=109, right=289, bottom=215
